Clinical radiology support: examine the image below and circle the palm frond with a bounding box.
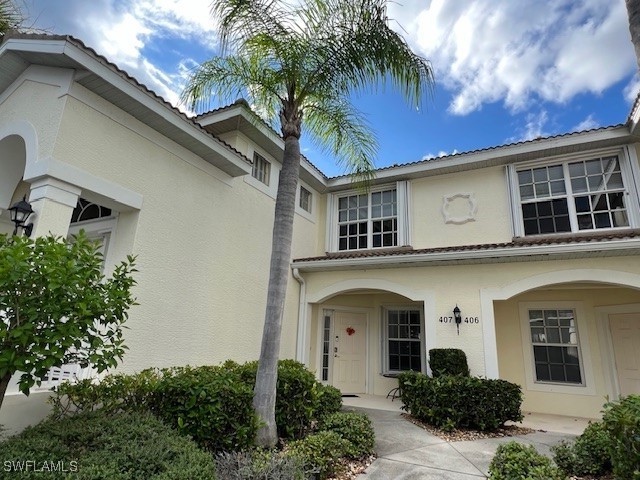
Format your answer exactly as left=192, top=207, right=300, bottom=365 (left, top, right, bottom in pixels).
left=0, top=0, right=22, bottom=36
left=303, top=95, right=377, bottom=184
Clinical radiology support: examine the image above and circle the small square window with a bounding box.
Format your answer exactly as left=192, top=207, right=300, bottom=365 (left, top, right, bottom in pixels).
left=252, top=152, right=270, bottom=185
left=299, top=186, right=312, bottom=213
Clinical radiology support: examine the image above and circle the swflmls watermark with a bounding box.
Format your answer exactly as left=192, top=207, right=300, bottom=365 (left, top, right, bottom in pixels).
left=4, top=460, right=78, bottom=473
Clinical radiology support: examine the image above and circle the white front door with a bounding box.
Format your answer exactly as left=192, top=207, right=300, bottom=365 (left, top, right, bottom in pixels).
left=609, top=313, right=640, bottom=396
left=332, top=311, right=366, bottom=394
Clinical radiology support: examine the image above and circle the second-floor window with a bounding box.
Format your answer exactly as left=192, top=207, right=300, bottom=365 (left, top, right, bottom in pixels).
left=338, top=188, right=397, bottom=250
left=515, top=153, right=633, bottom=236
left=252, top=152, right=270, bottom=185
left=300, top=186, right=312, bottom=213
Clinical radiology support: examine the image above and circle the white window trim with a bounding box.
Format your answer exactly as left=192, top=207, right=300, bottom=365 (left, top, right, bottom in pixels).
left=519, top=301, right=596, bottom=396
left=508, top=147, right=640, bottom=237
left=245, top=148, right=277, bottom=198
left=326, top=180, right=410, bottom=252
left=296, top=182, right=316, bottom=222
left=381, top=305, right=425, bottom=375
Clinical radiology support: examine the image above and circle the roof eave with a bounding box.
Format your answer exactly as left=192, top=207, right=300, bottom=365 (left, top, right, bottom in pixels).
left=292, top=238, right=640, bottom=271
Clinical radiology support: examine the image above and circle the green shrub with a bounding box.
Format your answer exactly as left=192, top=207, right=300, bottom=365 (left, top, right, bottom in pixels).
left=489, top=441, right=564, bottom=480
left=49, top=369, right=162, bottom=418
left=287, top=431, right=349, bottom=480
left=0, top=411, right=216, bottom=480
left=551, top=421, right=611, bottom=477
left=319, top=411, right=374, bottom=458
left=314, top=383, right=342, bottom=421
left=398, top=371, right=522, bottom=431
left=428, top=348, right=470, bottom=377
left=214, top=450, right=309, bottom=479
left=150, top=365, right=258, bottom=452
left=237, top=359, right=317, bottom=439
left=602, top=394, right=640, bottom=480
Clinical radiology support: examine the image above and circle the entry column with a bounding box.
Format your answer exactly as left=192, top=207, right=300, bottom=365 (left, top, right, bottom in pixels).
left=28, top=177, right=80, bottom=237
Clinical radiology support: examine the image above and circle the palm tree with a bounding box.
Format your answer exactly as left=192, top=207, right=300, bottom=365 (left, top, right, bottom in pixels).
left=0, top=0, right=22, bottom=36
left=627, top=0, right=640, bottom=70
left=182, top=0, right=433, bottom=447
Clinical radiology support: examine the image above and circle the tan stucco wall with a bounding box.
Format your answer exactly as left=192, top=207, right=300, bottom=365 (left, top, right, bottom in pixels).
left=38, top=82, right=321, bottom=371
left=410, top=166, right=513, bottom=249
left=495, top=286, right=640, bottom=419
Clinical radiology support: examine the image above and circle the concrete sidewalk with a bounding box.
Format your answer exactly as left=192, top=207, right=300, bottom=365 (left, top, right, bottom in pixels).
left=348, top=406, right=578, bottom=479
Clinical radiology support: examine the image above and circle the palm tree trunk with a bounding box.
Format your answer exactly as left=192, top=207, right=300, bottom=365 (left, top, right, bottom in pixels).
left=627, top=0, right=640, bottom=70
left=0, top=372, right=12, bottom=411
left=253, top=133, right=301, bottom=447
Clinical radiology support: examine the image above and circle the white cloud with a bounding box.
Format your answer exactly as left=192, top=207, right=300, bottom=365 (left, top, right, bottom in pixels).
left=389, top=0, right=637, bottom=115
left=624, top=75, right=640, bottom=104
left=572, top=114, right=599, bottom=132
left=422, top=149, right=459, bottom=160
left=507, top=110, right=549, bottom=143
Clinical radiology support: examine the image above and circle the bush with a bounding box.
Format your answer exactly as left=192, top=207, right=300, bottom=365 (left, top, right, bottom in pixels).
left=287, top=431, right=349, bottom=479
left=314, top=384, right=342, bottom=421
left=214, top=450, right=309, bottom=480
left=150, top=365, right=258, bottom=452
left=489, top=441, right=564, bottom=480
left=319, top=412, right=374, bottom=458
left=602, top=394, right=640, bottom=480
left=551, top=421, right=611, bottom=477
left=428, top=348, right=470, bottom=377
left=237, top=359, right=317, bottom=439
left=399, top=371, right=522, bottom=431
left=49, top=369, right=162, bottom=418
left=0, top=411, right=216, bottom=480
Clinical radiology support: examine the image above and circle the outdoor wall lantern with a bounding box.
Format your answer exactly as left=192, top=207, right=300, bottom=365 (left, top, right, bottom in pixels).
left=453, top=305, right=462, bottom=335
left=9, top=195, right=34, bottom=237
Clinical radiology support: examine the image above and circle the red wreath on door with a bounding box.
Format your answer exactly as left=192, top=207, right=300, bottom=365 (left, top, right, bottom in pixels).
left=346, top=327, right=356, bottom=336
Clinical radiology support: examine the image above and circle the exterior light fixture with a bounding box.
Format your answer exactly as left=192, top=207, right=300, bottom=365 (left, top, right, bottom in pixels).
left=453, top=305, right=462, bottom=335
left=8, top=195, right=34, bottom=237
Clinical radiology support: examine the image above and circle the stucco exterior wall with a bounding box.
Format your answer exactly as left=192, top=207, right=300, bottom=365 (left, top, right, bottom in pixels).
left=43, top=82, right=321, bottom=371
left=410, top=166, right=513, bottom=249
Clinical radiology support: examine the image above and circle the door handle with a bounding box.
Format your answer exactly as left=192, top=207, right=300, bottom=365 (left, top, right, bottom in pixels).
left=334, top=346, right=338, bottom=357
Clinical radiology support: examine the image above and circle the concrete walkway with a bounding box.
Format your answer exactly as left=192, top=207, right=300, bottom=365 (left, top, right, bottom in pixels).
left=344, top=397, right=583, bottom=479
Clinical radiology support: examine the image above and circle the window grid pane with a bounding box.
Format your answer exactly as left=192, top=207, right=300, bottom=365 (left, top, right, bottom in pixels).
left=321, top=315, right=331, bottom=381
left=337, top=189, right=398, bottom=250
left=517, top=155, right=629, bottom=235
left=300, top=186, right=312, bottom=213
left=387, top=309, right=421, bottom=373
left=252, top=152, right=270, bottom=185
left=529, top=309, right=582, bottom=384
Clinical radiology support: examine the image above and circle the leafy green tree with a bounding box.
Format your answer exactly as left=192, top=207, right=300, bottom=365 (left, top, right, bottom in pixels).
left=0, top=232, right=137, bottom=410
left=183, top=0, right=433, bottom=446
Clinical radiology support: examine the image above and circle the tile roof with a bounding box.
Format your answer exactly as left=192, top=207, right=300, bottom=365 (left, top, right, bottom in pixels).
left=293, top=229, right=640, bottom=263
left=1, top=33, right=251, bottom=166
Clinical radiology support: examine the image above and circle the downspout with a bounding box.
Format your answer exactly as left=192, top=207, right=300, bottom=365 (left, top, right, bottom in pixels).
left=292, top=267, right=307, bottom=364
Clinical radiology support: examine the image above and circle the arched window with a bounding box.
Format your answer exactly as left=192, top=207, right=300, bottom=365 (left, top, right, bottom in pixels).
left=71, top=198, right=112, bottom=224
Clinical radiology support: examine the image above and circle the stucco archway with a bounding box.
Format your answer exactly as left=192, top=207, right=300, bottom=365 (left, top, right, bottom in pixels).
left=480, top=269, right=640, bottom=378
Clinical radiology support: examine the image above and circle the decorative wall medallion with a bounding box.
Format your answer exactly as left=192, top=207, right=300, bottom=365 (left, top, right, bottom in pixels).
left=442, top=193, right=478, bottom=225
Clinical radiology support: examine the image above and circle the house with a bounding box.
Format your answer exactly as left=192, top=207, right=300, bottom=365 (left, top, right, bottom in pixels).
left=1, top=34, right=639, bottom=431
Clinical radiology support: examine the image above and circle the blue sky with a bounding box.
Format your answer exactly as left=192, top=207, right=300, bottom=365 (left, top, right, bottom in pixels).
left=20, top=0, right=640, bottom=177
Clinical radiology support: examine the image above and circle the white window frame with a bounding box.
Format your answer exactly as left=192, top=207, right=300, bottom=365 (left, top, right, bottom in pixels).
left=381, top=305, right=425, bottom=375
left=251, top=151, right=271, bottom=186
left=519, top=301, right=596, bottom=395
left=299, top=185, right=312, bottom=213
left=508, top=147, right=640, bottom=237
left=326, top=180, right=411, bottom=252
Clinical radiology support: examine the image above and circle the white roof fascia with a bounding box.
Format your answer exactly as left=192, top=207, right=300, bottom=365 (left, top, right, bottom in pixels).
left=326, top=126, right=631, bottom=189
left=292, top=238, right=640, bottom=271
left=199, top=105, right=328, bottom=187
left=0, top=37, right=67, bottom=56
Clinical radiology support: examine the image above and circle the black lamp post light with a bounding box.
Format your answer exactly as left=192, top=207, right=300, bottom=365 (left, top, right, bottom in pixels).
left=8, top=195, right=34, bottom=237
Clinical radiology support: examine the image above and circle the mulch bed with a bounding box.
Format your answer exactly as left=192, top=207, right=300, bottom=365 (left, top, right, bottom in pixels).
left=329, top=455, right=376, bottom=480
left=401, top=413, right=535, bottom=442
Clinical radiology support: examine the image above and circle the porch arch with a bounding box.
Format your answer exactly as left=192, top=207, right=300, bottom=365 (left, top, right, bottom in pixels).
left=0, top=120, right=38, bottom=211
left=307, top=278, right=425, bottom=304
left=480, top=268, right=640, bottom=378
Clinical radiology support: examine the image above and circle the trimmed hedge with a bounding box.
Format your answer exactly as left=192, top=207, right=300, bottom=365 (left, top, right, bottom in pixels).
left=489, top=441, right=564, bottom=480
left=0, top=411, right=216, bottom=480
left=602, top=394, right=640, bottom=480
left=551, top=421, right=612, bottom=477
left=319, top=412, right=375, bottom=459
left=150, top=365, right=259, bottom=452
left=428, top=348, right=470, bottom=377
left=287, top=431, right=349, bottom=479
left=399, top=371, right=523, bottom=431
left=314, top=383, right=343, bottom=421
